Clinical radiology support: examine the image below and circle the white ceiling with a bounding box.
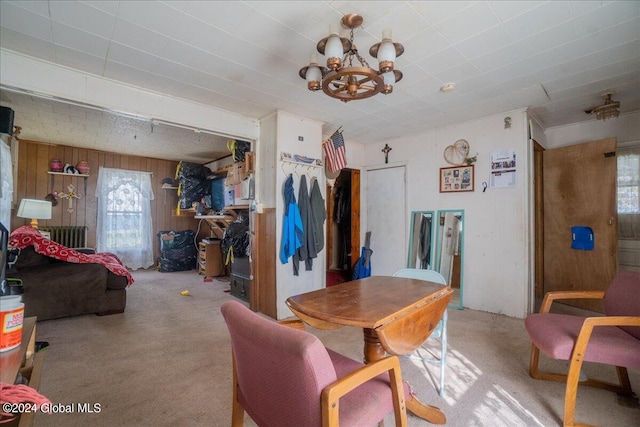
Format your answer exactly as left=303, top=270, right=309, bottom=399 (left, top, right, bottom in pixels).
left=1, top=1, right=639, bottom=163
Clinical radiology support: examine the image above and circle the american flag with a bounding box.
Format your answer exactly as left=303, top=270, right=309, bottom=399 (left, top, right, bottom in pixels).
left=323, top=131, right=347, bottom=173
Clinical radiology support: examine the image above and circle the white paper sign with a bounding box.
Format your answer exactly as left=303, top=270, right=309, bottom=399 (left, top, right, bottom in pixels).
left=490, top=150, right=517, bottom=189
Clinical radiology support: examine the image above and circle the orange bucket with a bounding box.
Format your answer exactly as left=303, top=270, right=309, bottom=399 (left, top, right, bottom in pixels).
left=0, top=296, right=24, bottom=352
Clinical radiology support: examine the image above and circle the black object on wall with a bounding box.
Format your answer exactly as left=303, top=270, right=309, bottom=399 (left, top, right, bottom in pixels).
left=0, top=107, right=15, bottom=136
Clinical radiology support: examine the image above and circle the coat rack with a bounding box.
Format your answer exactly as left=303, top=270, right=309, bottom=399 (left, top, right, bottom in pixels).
left=280, top=152, right=323, bottom=177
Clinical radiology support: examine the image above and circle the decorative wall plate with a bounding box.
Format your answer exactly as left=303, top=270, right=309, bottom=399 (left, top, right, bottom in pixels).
left=443, top=139, right=470, bottom=165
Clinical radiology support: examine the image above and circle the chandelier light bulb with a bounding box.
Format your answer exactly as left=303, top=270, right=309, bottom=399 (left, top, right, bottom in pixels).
left=382, top=71, right=395, bottom=94
left=306, top=55, right=323, bottom=89
left=377, top=29, right=396, bottom=72
left=325, top=24, right=344, bottom=70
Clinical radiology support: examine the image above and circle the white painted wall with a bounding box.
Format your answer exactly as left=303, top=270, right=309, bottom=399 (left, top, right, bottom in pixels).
left=264, top=111, right=326, bottom=319
left=361, top=109, right=532, bottom=318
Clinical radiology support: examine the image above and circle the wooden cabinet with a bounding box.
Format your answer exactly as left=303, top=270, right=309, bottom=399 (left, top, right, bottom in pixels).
left=198, top=240, right=223, bottom=277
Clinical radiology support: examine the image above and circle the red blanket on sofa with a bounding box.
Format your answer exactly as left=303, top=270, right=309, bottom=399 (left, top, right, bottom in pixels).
left=9, top=226, right=134, bottom=286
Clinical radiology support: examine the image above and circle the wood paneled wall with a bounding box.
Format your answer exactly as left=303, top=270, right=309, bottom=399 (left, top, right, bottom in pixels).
left=10, top=140, right=206, bottom=267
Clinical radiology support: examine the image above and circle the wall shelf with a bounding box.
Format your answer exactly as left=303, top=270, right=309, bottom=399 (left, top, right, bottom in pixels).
left=47, top=171, right=90, bottom=178
left=48, top=171, right=89, bottom=194
left=161, top=184, right=178, bottom=205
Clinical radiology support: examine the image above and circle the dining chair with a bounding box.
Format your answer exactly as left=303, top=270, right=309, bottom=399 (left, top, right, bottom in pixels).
left=220, top=300, right=409, bottom=427
left=525, top=271, right=640, bottom=427
left=392, top=268, right=448, bottom=397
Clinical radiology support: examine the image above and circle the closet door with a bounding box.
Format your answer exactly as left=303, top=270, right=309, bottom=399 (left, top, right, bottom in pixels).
left=543, top=138, right=617, bottom=311
left=366, top=165, right=406, bottom=275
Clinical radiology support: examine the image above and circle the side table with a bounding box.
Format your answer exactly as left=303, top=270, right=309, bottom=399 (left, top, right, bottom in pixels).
left=0, top=317, right=44, bottom=427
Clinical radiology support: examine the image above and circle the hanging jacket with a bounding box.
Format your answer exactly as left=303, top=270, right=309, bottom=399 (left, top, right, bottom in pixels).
left=293, top=175, right=316, bottom=274
left=309, top=178, right=326, bottom=254
left=279, top=175, right=304, bottom=265
left=418, top=215, right=431, bottom=269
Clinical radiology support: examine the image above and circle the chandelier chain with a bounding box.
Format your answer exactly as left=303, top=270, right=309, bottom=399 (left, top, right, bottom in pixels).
left=344, top=27, right=372, bottom=69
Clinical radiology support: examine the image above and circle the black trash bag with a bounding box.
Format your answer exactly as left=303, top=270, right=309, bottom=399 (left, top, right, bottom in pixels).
left=157, top=253, right=197, bottom=272
left=229, top=139, right=251, bottom=163
left=178, top=176, right=211, bottom=209
left=157, top=230, right=198, bottom=272
left=158, top=230, right=196, bottom=252
left=175, top=162, right=212, bottom=209
left=176, top=162, right=211, bottom=179
left=221, top=213, right=250, bottom=261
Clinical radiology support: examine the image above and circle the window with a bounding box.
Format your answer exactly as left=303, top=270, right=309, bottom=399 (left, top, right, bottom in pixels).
left=96, top=167, right=154, bottom=269
left=617, top=145, right=640, bottom=239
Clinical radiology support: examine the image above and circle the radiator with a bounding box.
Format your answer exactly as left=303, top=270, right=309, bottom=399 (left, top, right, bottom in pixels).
left=39, top=226, right=88, bottom=248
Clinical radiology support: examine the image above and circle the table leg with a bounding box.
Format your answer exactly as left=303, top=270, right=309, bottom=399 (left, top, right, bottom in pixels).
left=363, top=328, right=447, bottom=425
left=406, top=397, right=447, bottom=424
left=363, top=328, right=386, bottom=363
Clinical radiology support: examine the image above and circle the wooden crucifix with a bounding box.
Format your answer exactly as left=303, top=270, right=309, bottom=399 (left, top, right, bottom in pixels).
left=382, top=144, right=392, bottom=164
left=58, top=184, right=82, bottom=213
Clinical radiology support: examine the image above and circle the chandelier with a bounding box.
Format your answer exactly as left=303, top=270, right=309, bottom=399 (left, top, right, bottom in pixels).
left=298, top=14, right=404, bottom=102
left=586, top=93, right=620, bottom=121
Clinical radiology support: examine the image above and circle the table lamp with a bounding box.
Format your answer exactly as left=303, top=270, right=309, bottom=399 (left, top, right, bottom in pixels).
left=16, top=199, right=52, bottom=229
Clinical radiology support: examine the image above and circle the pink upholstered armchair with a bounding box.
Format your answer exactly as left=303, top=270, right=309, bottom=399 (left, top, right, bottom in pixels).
left=221, top=300, right=409, bottom=427
left=525, top=271, right=640, bottom=427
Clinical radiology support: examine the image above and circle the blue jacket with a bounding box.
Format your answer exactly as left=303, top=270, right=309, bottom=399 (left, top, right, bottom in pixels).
left=280, top=175, right=304, bottom=264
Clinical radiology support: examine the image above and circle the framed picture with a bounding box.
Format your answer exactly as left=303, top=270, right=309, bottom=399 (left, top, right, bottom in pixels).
left=439, top=165, right=474, bottom=193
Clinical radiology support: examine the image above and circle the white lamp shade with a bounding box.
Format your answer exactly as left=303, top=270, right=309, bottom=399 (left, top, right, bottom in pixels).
left=306, top=65, right=322, bottom=82
left=383, top=71, right=396, bottom=85
left=378, top=39, right=396, bottom=63
left=17, top=199, right=52, bottom=220
left=325, top=25, right=344, bottom=59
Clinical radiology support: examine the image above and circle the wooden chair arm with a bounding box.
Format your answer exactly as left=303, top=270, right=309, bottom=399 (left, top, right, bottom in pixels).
left=581, top=315, right=640, bottom=329
left=539, top=290, right=606, bottom=313
left=321, top=355, right=407, bottom=427
left=571, top=315, right=640, bottom=374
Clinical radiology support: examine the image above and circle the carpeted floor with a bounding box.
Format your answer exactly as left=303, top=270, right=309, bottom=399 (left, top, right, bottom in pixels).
left=28, top=270, right=639, bottom=426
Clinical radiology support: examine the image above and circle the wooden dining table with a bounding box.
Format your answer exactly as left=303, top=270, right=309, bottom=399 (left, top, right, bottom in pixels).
left=286, top=275, right=453, bottom=424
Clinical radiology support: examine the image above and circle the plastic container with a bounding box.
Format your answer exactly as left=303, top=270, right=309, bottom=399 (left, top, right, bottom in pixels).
left=50, top=159, right=63, bottom=172
left=76, top=160, right=90, bottom=175
left=0, top=295, right=24, bottom=352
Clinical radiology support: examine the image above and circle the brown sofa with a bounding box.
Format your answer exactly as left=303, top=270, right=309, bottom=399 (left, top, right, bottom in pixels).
left=7, top=246, right=128, bottom=321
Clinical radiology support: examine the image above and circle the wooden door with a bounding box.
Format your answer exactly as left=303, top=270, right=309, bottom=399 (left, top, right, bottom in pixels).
left=543, top=138, right=618, bottom=311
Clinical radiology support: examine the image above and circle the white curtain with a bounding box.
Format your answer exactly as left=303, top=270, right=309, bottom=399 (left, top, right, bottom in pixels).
left=0, top=138, right=13, bottom=229
left=618, top=145, right=640, bottom=239
left=96, top=167, right=154, bottom=270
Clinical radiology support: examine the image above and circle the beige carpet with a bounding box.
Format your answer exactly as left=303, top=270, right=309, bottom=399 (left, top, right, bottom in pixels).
left=29, top=270, right=639, bottom=426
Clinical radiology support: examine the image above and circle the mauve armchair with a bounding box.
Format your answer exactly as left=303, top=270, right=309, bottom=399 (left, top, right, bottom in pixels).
left=221, top=300, right=409, bottom=427
left=525, top=271, right=640, bottom=427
